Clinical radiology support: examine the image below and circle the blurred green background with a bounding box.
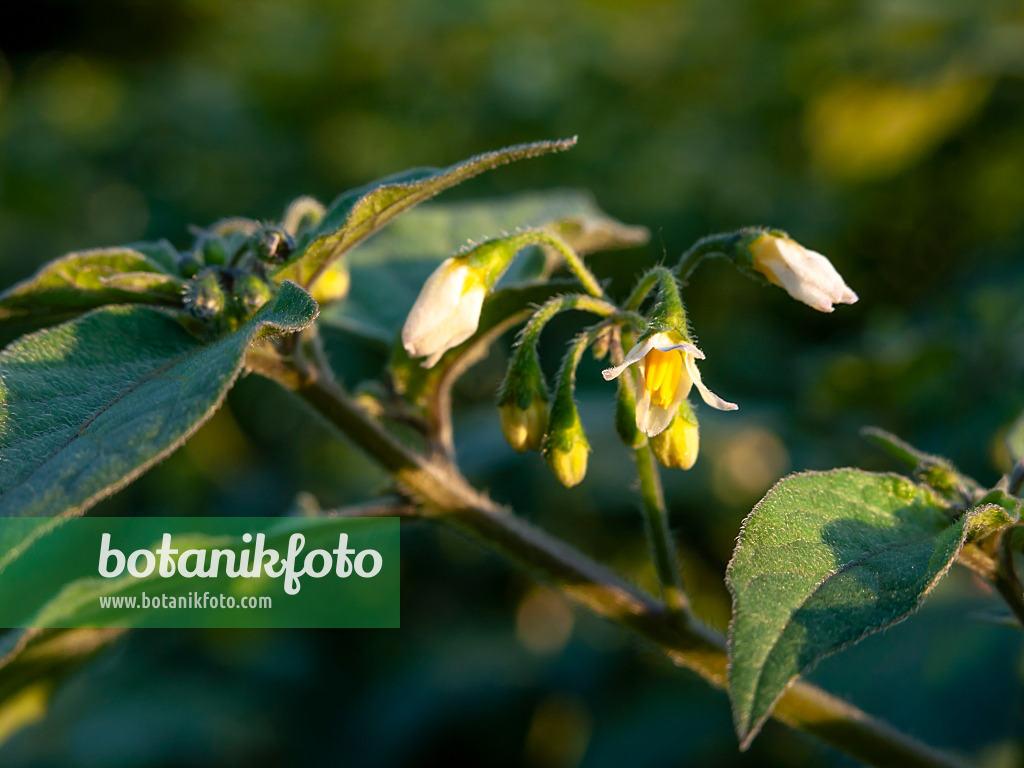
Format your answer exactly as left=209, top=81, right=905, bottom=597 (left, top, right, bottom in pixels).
left=1, top=0, right=1023, bottom=765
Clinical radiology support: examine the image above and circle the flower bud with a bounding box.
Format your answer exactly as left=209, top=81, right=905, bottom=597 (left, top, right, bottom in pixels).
left=543, top=393, right=589, bottom=488
left=615, top=376, right=645, bottom=449
left=499, top=396, right=548, bottom=454
left=544, top=429, right=589, bottom=488
left=401, top=257, right=487, bottom=368
left=200, top=236, right=230, bottom=267
left=497, top=345, right=549, bottom=453
left=745, top=230, right=857, bottom=313
left=254, top=226, right=295, bottom=263
left=310, top=263, right=351, bottom=305
left=650, top=407, right=699, bottom=470
left=232, top=273, right=273, bottom=316
left=402, top=234, right=531, bottom=367
left=177, top=252, right=202, bottom=279
left=590, top=326, right=613, bottom=361
left=183, top=269, right=226, bottom=320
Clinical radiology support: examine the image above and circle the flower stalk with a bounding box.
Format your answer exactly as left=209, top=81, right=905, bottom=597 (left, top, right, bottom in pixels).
left=635, top=441, right=690, bottom=618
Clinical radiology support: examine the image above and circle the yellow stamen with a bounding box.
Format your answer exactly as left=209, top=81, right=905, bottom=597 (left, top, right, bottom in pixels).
left=643, top=348, right=682, bottom=408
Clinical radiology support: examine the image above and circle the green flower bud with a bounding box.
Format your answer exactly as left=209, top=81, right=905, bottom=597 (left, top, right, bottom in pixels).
left=591, top=326, right=612, bottom=361
left=232, top=273, right=273, bottom=316
left=499, top=395, right=548, bottom=454
left=650, top=405, right=699, bottom=470
left=201, top=236, right=230, bottom=266
left=183, top=268, right=226, bottom=320
left=254, top=226, right=294, bottom=263
left=543, top=401, right=589, bottom=488
left=177, top=252, right=202, bottom=279
left=497, top=344, right=549, bottom=453
left=615, top=374, right=646, bottom=449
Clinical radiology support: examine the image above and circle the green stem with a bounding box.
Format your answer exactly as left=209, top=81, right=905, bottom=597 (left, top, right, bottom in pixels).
left=264, top=355, right=969, bottom=768
left=533, top=231, right=606, bottom=298
left=635, top=442, right=689, bottom=617
left=624, top=266, right=686, bottom=333
left=517, top=294, right=622, bottom=352
left=675, top=231, right=746, bottom=280
left=555, top=321, right=611, bottom=401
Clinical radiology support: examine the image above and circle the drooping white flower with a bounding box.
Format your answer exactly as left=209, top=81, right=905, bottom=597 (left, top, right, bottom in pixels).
left=748, top=233, right=858, bottom=313
left=401, top=257, right=487, bottom=367
left=602, top=331, right=737, bottom=437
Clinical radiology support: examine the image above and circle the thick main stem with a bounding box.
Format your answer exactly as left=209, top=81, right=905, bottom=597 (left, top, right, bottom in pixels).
left=634, top=443, right=690, bottom=616
left=278, top=364, right=969, bottom=768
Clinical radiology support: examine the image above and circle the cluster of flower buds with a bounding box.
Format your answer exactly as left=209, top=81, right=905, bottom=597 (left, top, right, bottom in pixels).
left=399, top=225, right=857, bottom=486
left=178, top=221, right=305, bottom=331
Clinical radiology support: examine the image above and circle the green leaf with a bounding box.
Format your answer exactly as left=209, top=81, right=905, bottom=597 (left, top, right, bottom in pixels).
left=96, top=272, right=183, bottom=298
left=726, top=469, right=972, bottom=748
left=271, top=137, right=579, bottom=288
left=127, top=239, right=181, bottom=273
left=321, top=190, right=645, bottom=342
left=964, top=502, right=1019, bottom=541
left=0, top=281, right=318, bottom=517
left=0, top=247, right=184, bottom=325
left=0, top=627, right=122, bottom=724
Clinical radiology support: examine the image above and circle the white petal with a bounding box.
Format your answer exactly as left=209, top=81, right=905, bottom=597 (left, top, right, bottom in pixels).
left=683, top=353, right=738, bottom=411
left=419, top=286, right=485, bottom=367
left=640, top=402, right=676, bottom=437
left=602, top=332, right=704, bottom=381
left=761, top=240, right=857, bottom=313
left=633, top=365, right=652, bottom=431
left=602, top=333, right=662, bottom=381
left=401, top=260, right=468, bottom=351
left=650, top=338, right=704, bottom=359
left=640, top=359, right=695, bottom=437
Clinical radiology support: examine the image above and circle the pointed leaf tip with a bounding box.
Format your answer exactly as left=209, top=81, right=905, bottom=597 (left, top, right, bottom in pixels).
left=726, top=470, right=973, bottom=746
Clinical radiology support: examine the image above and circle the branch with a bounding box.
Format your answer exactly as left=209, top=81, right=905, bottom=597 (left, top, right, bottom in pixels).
left=266, top=359, right=970, bottom=768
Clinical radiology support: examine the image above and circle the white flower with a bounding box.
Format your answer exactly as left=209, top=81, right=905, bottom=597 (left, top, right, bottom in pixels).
left=401, top=257, right=487, bottom=367
left=602, top=331, right=737, bottom=437
left=749, top=233, right=858, bottom=313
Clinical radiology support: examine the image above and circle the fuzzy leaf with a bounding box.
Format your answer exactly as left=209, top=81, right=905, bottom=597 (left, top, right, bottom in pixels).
left=0, top=281, right=317, bottom=517
left=726, top=469, right=972, bottom=748
left=0, top=247, right=183, bottom=325
left=271, top=138, right=578, bottom=288
left=321, top=190, right=644, bottom=342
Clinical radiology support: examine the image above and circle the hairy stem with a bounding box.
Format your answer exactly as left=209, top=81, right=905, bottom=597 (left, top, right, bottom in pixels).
left=675, top=231, right=746, bottom=280
left=266, top=355, right=969, bottom=768
left=634, top=443, right=690, bottom=617
left=532, top=232, right=606, bottom=299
